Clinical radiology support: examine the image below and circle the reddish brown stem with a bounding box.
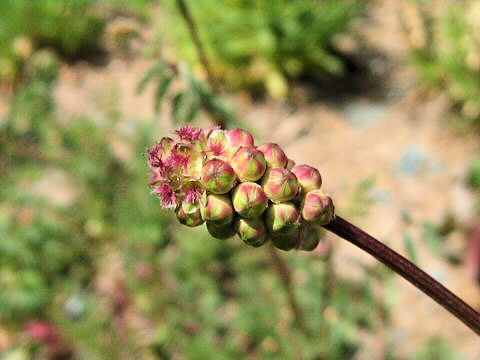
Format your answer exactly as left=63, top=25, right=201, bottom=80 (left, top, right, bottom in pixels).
left=324, top=215, right=480, bottom=336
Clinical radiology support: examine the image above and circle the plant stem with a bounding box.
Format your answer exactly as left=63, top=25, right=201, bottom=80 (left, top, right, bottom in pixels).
left=267, top=243, right=309, bottom=336
left=323, top=215, right=480, bottom=336
left=176, top=1, right=220, bottom=93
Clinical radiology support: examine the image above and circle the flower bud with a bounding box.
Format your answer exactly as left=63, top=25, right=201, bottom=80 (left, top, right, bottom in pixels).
left=200, top=194, right=234, bottom=226
left=271, top=231, right=300, bottom=251
left=301, top=190, right=334, bottom=225
left=231, top=182, right=268, bottom=219
left=291, top=164, right=322, bottom=193
left=262, top=168, right=300, bottom=203
left=176, top=207, right=204, bottom=227
left=226, top=128, right=255, bottom=147
left=206, top=222, right=235, bottom=240
left=297, top=225, right=320, bottom=251
left=230, top=147, right=267, bottom=182
left=201, top=159, right=236, bottom=194
left=265, top=202, right=302, bottom=235
left=206, top=129, right=231, bottom=160
left=257, top=143, right=288, bottom=168
left=234, top=218, right=267, bottom=247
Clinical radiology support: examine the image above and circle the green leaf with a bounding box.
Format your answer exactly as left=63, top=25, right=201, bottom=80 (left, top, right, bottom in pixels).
left=404, top=234, right=419, bottom=264
left=137, top=61, right=166, bottom=94
left=154, top=75, right=173, bottom=113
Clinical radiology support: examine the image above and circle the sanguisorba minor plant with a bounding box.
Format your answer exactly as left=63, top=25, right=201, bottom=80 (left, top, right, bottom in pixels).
left=148, top=125, right=480, bottom=336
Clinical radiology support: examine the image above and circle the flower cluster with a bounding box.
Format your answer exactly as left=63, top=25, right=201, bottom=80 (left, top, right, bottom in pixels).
left=147, top=126, right=334, bottom=251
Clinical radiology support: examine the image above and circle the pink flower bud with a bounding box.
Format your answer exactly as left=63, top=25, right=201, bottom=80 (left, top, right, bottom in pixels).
left=234, top=218, right=267, bottom=247
left=201, top=159, right=236, bottom=194
left=231, top=182, right=268, bottom=219
left=230, top=147, right=267, bottom=182
left=257, top=143, right=288, bottom=168
left=261, top=168, right=300, bottom=203
left=265, top=202, right=302, bottom=235
left=206, top=129, right=231, bottom=160
left=300, top=190, right=334, bottom=225
left=200, top=194, right=234, bottom=226
left=291, top=164, right=322, bottom=193
left=226, top=128, right=255, bottom=147
left=206, top=222, right=235, bottom=240
left=176, top=207, right=204, bottom=227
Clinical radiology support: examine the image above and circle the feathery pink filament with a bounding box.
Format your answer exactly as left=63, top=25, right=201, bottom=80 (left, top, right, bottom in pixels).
left=155, top=183, right=177, bottom=209
left=185, top=184, right=203, bottom=204
left=175, top=125, right=203, bottom=143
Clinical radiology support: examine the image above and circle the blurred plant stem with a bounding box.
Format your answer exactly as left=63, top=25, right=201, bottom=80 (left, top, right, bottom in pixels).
left=176, top=1, right=220, bottom=94
left=267, top=243, right=309, bottom=336
left=324, top=215, right=480, bottom=336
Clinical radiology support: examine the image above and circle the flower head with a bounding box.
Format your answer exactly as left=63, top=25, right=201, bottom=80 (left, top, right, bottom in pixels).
left=148, top=126, right=334, bottom=251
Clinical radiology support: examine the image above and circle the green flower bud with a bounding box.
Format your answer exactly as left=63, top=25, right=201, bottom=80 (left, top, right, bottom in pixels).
left=271, top=231, right=300, bottom=251
left=206, top=222, right=235, bottom=240
left=297, top=225, right=320, bottom=251
left=231, top=182, right=268, bottom=219
left=262, top=168, right=300, bottom=203
left=176, top=207, right=204, bottom=227
left=291, top=164, right=322, bottom=193
left=200, top=194, right=234, bottom=226
left=230, top=147, right=267, bottom=182
left=257, top=143, right=288, bottom=168
left=300, top=190, right=334, bottom=225
left=265, top=202, right=302, bottom=235
left=234, top=218, right=267, bottom=247
left=201, top=159, right=236, bottom=194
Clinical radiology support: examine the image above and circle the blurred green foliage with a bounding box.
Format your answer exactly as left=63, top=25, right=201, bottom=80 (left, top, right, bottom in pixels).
left=408, top=4, right=480, bottom=129
left=137, top=60, right=238, bottom=127
left=0, top=2, right=106, bottom=84
left=168, top=1, right=365, bottom=98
